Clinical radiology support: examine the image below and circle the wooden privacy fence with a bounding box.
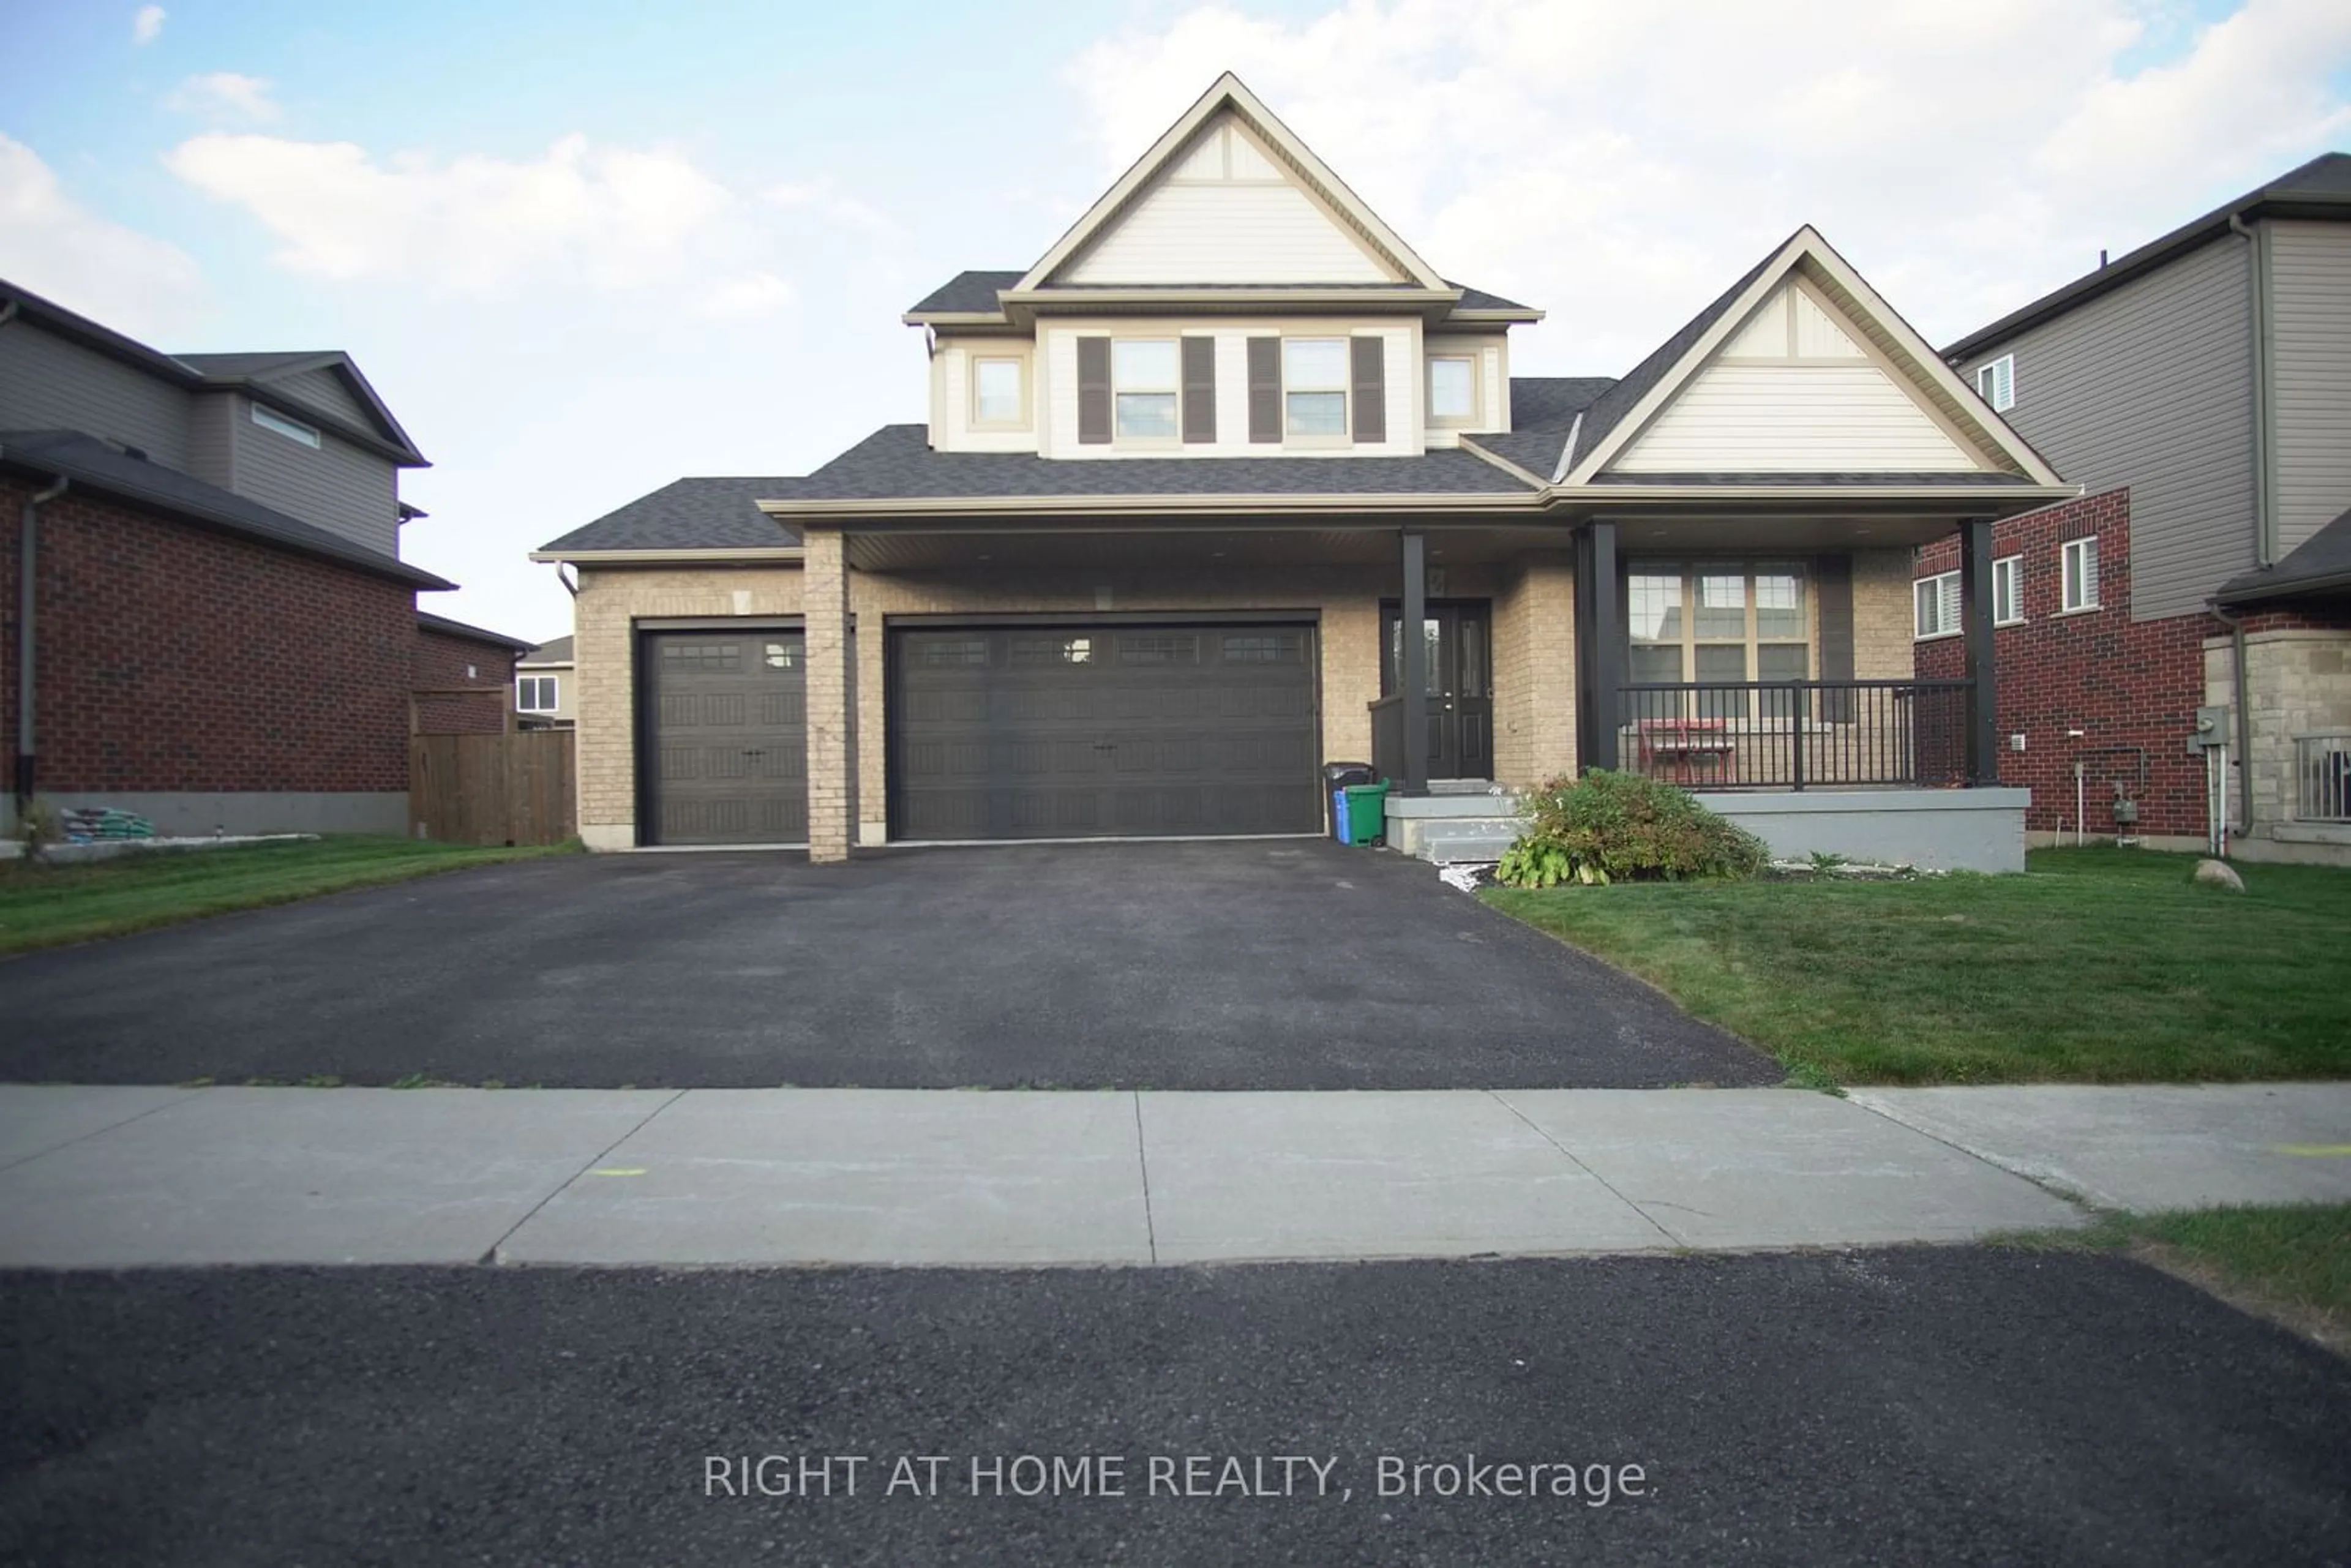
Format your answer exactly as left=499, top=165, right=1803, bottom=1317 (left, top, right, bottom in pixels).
left=410, top=730, right=576, bottom=846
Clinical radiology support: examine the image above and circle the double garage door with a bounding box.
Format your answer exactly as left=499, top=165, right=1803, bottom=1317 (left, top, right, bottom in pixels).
left=891, top=622, right=1321, bottom=841
left=642, top=621, right=1322, bottom=845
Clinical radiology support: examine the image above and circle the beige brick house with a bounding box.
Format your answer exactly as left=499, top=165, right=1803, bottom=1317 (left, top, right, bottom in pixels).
left=534, top=75, right=2069, bottom=869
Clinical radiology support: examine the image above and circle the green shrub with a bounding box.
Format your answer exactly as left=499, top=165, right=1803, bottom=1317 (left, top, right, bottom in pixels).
left=1494, top=770, right=1768, bottom=888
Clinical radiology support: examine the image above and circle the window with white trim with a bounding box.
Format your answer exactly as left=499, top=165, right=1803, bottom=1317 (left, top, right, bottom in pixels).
left=1993, top=555, right=2024, bottom=626
left=1914, top=570, right=1962, bottom=640
left=1975, top=354, right=2015, bottom=413
left=516, top=675, right=559, bottom=713
left=1282, top=337, right=1348, bottom=437
left=1629, top=563, right=1810, bottom=715
left=2061, top=536, right=2100, bottom=612
left=1111, top=339, right=1178, bottom=440
left=972, top=358, right=1024, bottom=427
left=251, top=403, right=321, bottom=448
left=1427, top=354, right=1476, bottom=424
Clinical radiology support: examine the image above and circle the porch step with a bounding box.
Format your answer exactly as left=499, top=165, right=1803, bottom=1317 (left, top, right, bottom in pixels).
left=1385, top=792, right=1521, bottom=820
left=1391, top=814, right=1526, bottom=863
left=1418, top=828, right=1521, bottom=866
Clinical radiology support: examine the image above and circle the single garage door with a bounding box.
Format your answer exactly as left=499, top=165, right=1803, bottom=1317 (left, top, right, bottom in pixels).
left=642, top=629, right=807, bottom=845
left=892, top=623, right=1320, bottom=840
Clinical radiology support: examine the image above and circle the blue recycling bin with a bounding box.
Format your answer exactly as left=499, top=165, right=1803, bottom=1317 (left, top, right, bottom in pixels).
left=1321, top=761, right=1374, bottom=842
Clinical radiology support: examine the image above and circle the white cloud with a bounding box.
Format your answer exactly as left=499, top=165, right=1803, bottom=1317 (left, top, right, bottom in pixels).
left=132, top=5, right=165, bottom=45
left=163, top=131, right=798, bottom=311
left=763, top=177, right=893, bottom=233
left=0, top=133, right=207, bottom=339
left=1063, top=0, right=2351, bottom=367
left=165, top=72, right=282, bottom=124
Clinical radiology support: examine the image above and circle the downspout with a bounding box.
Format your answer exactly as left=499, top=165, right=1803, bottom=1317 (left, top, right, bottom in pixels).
left=2210, top=597, right=2254, bottom=838
left=11, top=457, right=70, bottom=811
left=2229, top=214, right=2277, bottom=567
left=556, top=562, right=579, bottom=598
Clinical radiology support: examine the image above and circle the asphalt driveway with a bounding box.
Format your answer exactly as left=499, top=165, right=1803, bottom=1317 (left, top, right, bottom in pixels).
left=0, top=840, right=1775, bottom=1090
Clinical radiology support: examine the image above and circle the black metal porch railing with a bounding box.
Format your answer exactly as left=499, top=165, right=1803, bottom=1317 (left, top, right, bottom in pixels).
left=1368, top=694, right=1406, bottom=787
left=1618, top=680, right=1973, bottom=791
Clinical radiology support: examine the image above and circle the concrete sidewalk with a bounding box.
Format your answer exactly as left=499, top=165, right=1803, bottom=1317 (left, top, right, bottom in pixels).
left=0, top=1082, right=2342, bottom=1270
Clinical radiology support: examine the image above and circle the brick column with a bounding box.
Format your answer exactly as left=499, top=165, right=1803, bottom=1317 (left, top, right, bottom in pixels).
left=804, top=527, right=855, bottom=863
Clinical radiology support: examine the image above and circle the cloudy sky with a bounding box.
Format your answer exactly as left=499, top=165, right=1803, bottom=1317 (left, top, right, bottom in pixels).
left=5, top=0, right=2348, bottom=642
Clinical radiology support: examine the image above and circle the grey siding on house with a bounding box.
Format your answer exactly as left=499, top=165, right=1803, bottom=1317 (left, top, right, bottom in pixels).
left=229, top=396, right=400, bottom=555
left=186, top=392, right=236, bottom=490
left=272, top=365, right=376, bottom=430
left=2270, top=220, right=2351, bottom=558
left=1961, top=236, right=2254, bottom=622
left=0, top=323, right=189, bottom=468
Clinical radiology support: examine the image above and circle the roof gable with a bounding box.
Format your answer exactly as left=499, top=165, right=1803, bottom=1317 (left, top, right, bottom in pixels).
left=1565, top=228, right=2065, bottom=486
left=178, top=350, right=427, bottom=465
left=1015, top=74, right=1445, bottom=294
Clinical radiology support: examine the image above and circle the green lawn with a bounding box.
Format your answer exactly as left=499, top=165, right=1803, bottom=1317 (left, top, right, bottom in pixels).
left=1483, top=847, right=2351, bottom=1085
left=0, top=835, right=579, bottom=956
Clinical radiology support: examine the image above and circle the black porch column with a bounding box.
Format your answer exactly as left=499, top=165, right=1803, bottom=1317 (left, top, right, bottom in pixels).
left=1581, top=520, right=1621, bottom=772
left=1959, top=516, right=1998, bottom=786
left=1399, top=529, right=1429, bottom=797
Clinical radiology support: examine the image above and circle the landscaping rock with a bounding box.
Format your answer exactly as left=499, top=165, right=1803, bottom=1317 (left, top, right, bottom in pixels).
left=2191, top=858, right=2246, bottom=893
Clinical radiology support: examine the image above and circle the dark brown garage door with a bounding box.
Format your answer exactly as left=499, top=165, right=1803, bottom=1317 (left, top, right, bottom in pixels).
left=891, top=623, right=1321, bottom=840
left=642, top=630, right=807, bottom=846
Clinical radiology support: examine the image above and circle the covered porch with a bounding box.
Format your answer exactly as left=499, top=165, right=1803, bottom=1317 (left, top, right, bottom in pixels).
left=1376, top=500, right=2030, bottom=871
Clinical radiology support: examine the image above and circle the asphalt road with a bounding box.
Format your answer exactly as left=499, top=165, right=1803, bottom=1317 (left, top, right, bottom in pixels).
left=3, top=1249, right=2344, bottom=1565
left=0, top=841, right=1775, bottom=1090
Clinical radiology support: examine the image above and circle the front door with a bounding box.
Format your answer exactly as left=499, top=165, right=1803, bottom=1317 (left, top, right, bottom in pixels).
left=1382, top=601, right=1492, bottom=779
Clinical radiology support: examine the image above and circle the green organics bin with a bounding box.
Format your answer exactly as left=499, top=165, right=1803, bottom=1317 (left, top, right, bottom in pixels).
left=1341, top=781, right=1390, bottom=846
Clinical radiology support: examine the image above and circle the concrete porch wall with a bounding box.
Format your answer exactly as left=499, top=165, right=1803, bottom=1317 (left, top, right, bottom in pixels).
left=1694, top=788, right=2033, bottom=873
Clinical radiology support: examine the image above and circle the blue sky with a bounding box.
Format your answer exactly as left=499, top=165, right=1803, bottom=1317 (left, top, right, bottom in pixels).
left=4, top=0, right=2347, bottom=643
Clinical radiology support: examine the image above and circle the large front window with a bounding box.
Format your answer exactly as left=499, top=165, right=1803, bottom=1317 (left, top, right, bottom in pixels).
left=1112, top=340, right=1178, bottom=439
left=1628, top=562, right=1810, bottom=717
left=1283, top=337, right=1348, bottom=436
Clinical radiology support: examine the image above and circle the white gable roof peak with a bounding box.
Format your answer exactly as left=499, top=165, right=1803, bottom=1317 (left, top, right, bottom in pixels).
left=1014, top=73, right=1448, bottom=294
left=1562, top=225, right=2067, bottom=487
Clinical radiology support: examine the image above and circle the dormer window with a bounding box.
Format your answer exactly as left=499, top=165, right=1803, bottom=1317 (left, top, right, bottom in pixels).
left=972, top=357, right=1025, bottom=427
left=1282, top=337, right=1348, bottom=437
left=1428, top=355, right=1475, bottom=424
left=1112, top=340, right=1180, bottom=441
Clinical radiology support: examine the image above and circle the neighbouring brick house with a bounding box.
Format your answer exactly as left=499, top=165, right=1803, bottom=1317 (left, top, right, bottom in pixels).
left=536, top=75, right=2075, bottom=871
left=1, top=280, right=528, bottom=836
left=1926, top=153, right=2351, bottom=863
left=415, top=612, right=534, bottom=735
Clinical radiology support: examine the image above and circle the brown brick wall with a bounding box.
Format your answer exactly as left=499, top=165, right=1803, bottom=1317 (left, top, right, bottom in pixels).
left=411, top=629, right=516, bottom=734
left=1917, top=489, right=2214, bottom=836
left=1, top=473, right=414, bottom=797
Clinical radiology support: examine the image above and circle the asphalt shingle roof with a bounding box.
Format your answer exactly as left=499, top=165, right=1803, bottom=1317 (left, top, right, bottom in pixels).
left=1565, top=245, right=1785, bottom=472
left=1944, top=152, right=2351, bottom=361
left=2218, top=505, right=2351, bottom=604
left=790, top=424, right=1535, bottom=501
left=522, top=634, right=574, bottom=664
left=0, top=430, right=451, bottom=588
left=417, top=610, right=535, bottom=651
left=905, top=272, right=1535, bottom=316
left=538, top=477, right=807, bottom=553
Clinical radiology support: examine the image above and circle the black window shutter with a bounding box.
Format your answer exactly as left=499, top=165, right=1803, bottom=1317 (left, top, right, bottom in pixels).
left=1247, top=336, right=1281, bottom=444
left=1077, top=337, right=1111, bottom=445
left=1351, top=336, right=1386, bottom=444
left=1182, top=336, right=1217, bottom=444
left=1815, top=554, right=1854, bottom=722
